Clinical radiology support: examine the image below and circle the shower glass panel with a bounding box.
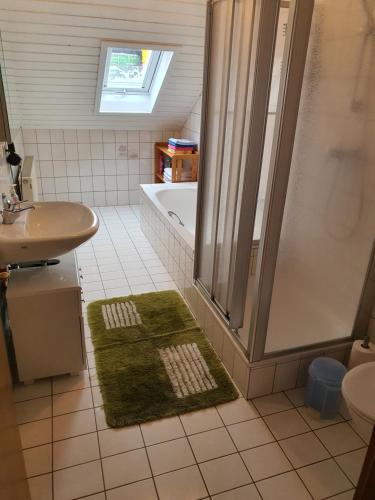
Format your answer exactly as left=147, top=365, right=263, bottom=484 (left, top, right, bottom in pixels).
left=236, top=5, right=290, bottom=348
left=196, top=0, right=234, bottom=292
left=196, top=0, right=279, bottom=333
left=264, top=0, right=375, bottom=354
left=213, top=0, right=255, bottom=312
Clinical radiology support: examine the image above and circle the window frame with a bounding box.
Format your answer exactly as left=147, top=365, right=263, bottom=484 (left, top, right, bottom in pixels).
left=95, top=40, right=178, bottom=115
left=102, top=47, right=162, bottom=95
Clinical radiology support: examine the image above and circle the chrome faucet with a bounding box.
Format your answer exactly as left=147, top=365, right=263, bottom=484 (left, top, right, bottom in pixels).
left=1, top=198, right=35, bottom=224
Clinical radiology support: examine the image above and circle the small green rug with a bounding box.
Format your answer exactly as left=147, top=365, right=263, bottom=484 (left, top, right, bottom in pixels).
left=87, top=290, right=238, bottom=427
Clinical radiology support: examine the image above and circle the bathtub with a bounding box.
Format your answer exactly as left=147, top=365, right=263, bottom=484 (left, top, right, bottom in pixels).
left=140, top=183, right=197, bottom=249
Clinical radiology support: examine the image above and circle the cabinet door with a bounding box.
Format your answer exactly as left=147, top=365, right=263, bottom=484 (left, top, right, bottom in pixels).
left=9, top=289, right=84, bottom=381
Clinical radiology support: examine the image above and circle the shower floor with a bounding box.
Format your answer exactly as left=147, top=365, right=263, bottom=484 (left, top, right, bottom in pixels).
left=13, top=205, right=365, bottom=500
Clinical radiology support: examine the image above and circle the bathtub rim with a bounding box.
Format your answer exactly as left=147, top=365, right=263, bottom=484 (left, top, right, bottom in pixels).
left=140, top=182, right=197, bottom=250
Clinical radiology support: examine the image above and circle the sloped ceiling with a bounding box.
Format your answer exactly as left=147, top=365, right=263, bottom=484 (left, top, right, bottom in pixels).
left=0, top=0, right=206, bottom=130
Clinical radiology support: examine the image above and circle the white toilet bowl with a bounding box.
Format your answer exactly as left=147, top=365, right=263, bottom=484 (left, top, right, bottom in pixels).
left=342, top=361, right=375, bottom=444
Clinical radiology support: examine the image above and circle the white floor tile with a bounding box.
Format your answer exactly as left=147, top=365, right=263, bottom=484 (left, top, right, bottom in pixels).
left=217, top=398, right=259, bottom=425
left=92, top=385, right=103, bottom=406
left=180, top=407, right=223, bottom=435
left=315, top=422, right=365, bottom=456
left=256, top=471, right=311, bottom=500
left=297, top=459, right=352, bottom=499
left=252, top=393, right=293, bottom=416
left=53, top=460, right=104, bottom=500
left=102, top=448, right=151, bottom=489
left=188, top=427, right=236, bottom=462
left=141, top=416, right=185, bottom=446
left=147, top=437, right=196, bottom=476
left=211, top=484, right=261, bottom=500
left=155, top=465, right=208, bottom=500
left=279, top=432, right=330, bottom=468
left=102, top=278, right=128, bottom=289
left=327, top=490, right=355, bottom=499
left=264, top=408, right=310, bottom=440
left=16, top=397, right=52, bottom=424
left=53, top=432, right=100, bottom=470
left=127, top=275, right=154, bottom=285
left=23, top=443, right=52, bottom=477
left=53, top=408, right=96, bottom=441
left=241, top=442, right=292, bottom=481
left=199, top=453, right=252, bottom=496
left=14, top=379, right=51, bottom=403
left=335, top=448, right=367, bottom=486
left=106, top=478, right=158, bottom=500
left=52, top=371, right=91, bottom=394
left=227, top=418, right=274, bottom=451
left=98, top=425, right=143, bottom=457
left=131, top=283, right=157, bottom=294
left=95, top=406, right=109, bottom=430
left=285, top=387, right=306, bottom=407
left=52, top=388, right=93, bottom=416
left=298, top=406, right=343, bottom=430
left=80, top=494, right=106, bottom=500
left=28, top=473, right=52, bottom=500
left=19, top=418, right=52, bottom=449
left=105, top=287, right=132, bottom=298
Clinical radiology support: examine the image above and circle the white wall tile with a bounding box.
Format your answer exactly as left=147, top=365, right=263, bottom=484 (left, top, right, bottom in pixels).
left=77, top=130, right=90, bottom=143
left=63, top=129, right=77, bottom=143
left=79, top=160, right=92, bottom=177
left=30, top=128, right=177, bottom=206
left=65, top=144, right=79, bottom=160
left=68, top=177, right=81, bottom=193
left=39, top=161, right=54, bottom=177
left=78, top=143, right=91, bottom=160
left=93, top=176, right=105, bottom=191
left=36, top=129, right=51, bottom=144
left=91, top=160, right=104, bottom=176
left=22, top=129, right=36, bottom=143
left=53, top=161, right=67, bottom=177
left=38, top=144, right=52, bottom=161
left=41, top=178, right=55, bottom=194
left=104, top=143, right=116, bottom=159
left=50, top=129, right=64, bottom=143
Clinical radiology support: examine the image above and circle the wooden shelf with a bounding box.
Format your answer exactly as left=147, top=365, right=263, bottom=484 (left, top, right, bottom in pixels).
left=154, top=142, right=199, bottom=183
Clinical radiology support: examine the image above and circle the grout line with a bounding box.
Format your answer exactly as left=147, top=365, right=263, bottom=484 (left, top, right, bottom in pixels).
left=89, top=358, right=108, bottom=500
left=138, top=424, right=160, bottom=500
left=176, top=413, right=212, bottom=498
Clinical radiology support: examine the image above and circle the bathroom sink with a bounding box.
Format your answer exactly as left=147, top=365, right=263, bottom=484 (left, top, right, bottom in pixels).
left=0, top=201, right=99, bottom=265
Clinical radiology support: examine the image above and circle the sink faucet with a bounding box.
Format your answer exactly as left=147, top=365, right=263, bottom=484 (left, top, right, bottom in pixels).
left=1, top=199, right=35, bottom=224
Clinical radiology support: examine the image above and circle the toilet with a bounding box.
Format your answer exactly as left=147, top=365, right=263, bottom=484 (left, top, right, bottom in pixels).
left=342, top=361, right=375, bottom=444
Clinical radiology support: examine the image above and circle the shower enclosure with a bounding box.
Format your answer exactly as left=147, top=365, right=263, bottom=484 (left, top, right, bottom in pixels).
left=195, top=0, right=375, bottom=365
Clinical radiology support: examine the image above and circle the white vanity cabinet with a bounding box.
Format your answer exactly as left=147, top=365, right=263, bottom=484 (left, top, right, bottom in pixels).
left=7, top=252, right=86, bottom=382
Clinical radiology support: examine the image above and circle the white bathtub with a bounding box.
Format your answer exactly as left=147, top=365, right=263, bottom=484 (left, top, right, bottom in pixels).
left=140, top=183, right=197, bottom=249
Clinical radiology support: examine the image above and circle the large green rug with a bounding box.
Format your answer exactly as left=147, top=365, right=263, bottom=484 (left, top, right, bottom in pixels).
left=87, top=290, right=238, bottom=427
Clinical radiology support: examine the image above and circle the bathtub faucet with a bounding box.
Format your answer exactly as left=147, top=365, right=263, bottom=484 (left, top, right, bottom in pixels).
left=167, top=210, right=184, bottom=227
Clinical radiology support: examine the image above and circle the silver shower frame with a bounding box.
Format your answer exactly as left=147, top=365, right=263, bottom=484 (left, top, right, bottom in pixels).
left=195, top=0, right=373, bottom=363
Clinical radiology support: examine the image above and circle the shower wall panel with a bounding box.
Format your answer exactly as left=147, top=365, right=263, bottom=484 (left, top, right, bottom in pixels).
left=265, top=0, right=375, bottom=353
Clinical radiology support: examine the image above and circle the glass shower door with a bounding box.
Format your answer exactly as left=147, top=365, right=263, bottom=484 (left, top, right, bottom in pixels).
left=195, top=0, right=280, bottom=329
left=251, top=0, right=375, bottom=359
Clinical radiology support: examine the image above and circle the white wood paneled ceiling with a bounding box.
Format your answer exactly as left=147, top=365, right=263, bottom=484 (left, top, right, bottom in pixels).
left=0, top=0, right=206, bottom=129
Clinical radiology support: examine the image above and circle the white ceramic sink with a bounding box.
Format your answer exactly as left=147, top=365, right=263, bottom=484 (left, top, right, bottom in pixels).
left=0, top=201, right=99, bottom=265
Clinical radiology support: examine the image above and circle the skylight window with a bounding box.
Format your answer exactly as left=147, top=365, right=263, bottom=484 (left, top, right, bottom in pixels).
left=103, top=48, right=161, bottom=94
left=96, top=42, right=175, bottom=114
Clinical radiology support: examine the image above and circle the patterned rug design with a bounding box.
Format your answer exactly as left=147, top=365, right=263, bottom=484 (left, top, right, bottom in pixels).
left=88, top=290, right=238, bottom=427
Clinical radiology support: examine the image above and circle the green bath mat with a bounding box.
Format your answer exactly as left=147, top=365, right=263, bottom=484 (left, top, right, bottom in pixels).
left=87, top=290, right=238, bottom=427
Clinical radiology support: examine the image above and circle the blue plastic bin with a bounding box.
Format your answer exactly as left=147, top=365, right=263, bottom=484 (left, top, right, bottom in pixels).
left=305, top=357, right=347, bottom=419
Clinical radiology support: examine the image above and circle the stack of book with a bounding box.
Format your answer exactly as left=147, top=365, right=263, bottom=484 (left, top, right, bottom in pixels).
left=168, top=138, right=198, bottom=154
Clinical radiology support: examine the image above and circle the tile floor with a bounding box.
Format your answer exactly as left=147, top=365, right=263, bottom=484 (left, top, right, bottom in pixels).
left=13, top=206, right=368, bottom=500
